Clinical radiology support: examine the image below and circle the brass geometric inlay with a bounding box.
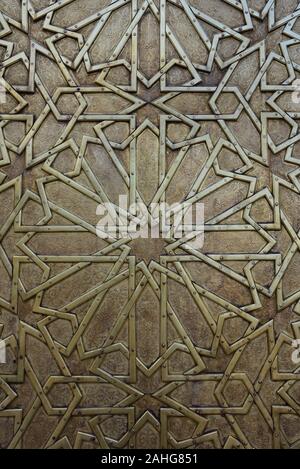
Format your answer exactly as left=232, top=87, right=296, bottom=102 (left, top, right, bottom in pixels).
left=0, top=0, right=300, bottom=449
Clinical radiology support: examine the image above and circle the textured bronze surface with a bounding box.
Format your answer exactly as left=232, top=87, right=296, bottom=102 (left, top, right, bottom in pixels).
left=0, top=0, right=300, bottom=449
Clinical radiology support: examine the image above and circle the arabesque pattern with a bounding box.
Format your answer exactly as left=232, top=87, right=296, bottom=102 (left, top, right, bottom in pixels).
left=0, top=0, right=300, bottom=449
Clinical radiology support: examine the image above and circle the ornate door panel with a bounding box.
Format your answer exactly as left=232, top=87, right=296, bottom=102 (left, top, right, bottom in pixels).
left=0, top=0, right=300, bottom=449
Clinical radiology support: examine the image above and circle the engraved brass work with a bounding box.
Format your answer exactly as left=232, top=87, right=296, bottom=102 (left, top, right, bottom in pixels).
left=0, top=0, right=300, bottom=449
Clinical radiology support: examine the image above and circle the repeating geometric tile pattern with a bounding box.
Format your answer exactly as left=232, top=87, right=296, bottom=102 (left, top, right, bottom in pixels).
left=0, top=0, right=300, bottom=449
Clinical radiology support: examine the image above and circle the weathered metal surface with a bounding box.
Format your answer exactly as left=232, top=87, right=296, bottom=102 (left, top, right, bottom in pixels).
left=0, top=0, right=300, bottom=449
